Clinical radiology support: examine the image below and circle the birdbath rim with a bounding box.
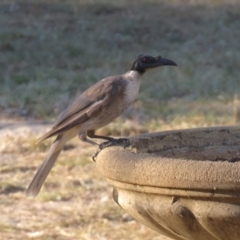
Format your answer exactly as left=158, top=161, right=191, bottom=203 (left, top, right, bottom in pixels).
left=96, top=126, right=240, bottom=194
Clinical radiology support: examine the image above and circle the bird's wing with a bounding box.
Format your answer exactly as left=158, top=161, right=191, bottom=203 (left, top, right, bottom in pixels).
left=37, top=76, right=125, bottom=142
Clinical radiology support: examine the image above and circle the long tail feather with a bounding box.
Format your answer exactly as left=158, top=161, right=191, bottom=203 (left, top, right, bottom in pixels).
left=26, top=137, right=64, bottom=197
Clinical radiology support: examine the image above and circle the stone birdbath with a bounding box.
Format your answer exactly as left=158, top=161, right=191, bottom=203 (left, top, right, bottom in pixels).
left=95, top=126, right=240, bottom=240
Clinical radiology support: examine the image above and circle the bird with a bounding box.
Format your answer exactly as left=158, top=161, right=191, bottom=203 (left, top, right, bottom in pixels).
left=26, top=54, right=177, bottom=197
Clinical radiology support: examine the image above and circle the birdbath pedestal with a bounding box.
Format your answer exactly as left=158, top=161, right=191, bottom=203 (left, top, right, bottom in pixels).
left=95, top=127, right=240, bottom=240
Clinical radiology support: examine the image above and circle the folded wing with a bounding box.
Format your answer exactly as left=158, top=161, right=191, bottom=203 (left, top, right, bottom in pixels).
left=37, top=76, right=125, bottom=142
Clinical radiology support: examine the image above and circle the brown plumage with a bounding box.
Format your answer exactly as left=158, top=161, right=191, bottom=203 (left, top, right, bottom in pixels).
left=26, top=55, right=177, bottom=197
left=37, top=76, right=126, bottom=143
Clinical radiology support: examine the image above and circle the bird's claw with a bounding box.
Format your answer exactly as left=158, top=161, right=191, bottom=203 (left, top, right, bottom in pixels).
left=92, top=138, right=130, bottom=161
left=92, top=150, right=100, bottom=162
left=99, top=138, right=130, bottom=149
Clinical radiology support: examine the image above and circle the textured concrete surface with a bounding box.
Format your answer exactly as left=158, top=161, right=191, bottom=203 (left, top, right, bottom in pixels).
left=96, top=126, right=240, bottom=240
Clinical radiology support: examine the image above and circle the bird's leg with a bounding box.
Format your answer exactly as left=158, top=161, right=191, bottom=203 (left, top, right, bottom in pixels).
left=87, top=130, right=117, bottom=150
left=78, top=132, right=99, bottom=146
left=85, top=130, right=130, bottom=162
left=86, top=130, right=116, bottom=142
left=87, top=130, right=130, bottom=150
left=79, top=132, right=100, bottom=162
left=79, top=131, right=113, bottom=146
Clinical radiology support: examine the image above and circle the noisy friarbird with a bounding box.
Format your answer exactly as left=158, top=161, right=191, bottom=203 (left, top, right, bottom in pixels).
left=26, top=54, right=177, bottom=197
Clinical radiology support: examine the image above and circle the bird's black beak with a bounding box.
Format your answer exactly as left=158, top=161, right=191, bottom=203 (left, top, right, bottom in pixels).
left=131, top=54, right=177, bottom=73
left=157, top=56, right=177, bottom=67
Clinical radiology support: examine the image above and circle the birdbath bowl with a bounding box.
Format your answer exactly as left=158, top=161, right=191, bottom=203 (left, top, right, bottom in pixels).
left=95, top=126, right=240, bottom=240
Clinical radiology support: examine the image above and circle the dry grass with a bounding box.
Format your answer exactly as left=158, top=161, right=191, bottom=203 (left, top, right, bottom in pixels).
left=0, top=124, right=170, bottom=240
left=1, top=0, right=240, bottom=239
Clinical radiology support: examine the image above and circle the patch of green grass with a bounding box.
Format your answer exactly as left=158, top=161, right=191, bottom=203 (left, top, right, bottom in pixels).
left=1, top=0, right=240, bottom=128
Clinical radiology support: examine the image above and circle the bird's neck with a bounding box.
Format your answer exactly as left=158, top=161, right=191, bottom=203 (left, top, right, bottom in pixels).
left=123, top=70, right=142, bottom=105
left=125, top=70, right=142, bottom=81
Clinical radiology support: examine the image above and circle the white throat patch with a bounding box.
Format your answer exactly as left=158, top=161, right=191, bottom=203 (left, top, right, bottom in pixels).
left=124, top=71, right=142, bottom=105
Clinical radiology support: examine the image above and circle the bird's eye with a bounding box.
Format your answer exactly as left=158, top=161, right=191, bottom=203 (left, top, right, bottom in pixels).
left=143, top=57, right=149, bottom=62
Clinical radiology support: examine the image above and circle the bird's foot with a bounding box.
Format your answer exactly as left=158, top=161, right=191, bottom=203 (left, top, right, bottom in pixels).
left=92, top=138, right=130, bottom=161
left=99, top=138, right=130, bottom=149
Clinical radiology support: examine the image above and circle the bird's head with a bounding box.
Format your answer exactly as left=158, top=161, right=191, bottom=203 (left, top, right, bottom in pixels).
left=131, top=54, right=177, bottom=74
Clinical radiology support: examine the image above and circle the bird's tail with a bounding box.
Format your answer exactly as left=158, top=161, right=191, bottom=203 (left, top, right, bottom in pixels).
left=26, top=135, right=66, bottom=197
